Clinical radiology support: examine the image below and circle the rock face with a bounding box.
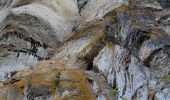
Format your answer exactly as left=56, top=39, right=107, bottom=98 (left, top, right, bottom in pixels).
left=0, top=0, right=170, bottom=100
left=4, top=59, right=95, bottom=100
left=94, top=1, right=170, bottom=100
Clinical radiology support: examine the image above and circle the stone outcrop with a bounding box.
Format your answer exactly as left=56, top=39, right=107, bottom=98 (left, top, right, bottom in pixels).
left=0, top=0, right=170, bottom=100
left=94, top=0, right=170, bottom=100
left=4, top=59, right=95, bottom=100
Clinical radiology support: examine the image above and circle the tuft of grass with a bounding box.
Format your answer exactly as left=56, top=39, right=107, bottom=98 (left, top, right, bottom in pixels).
left=123, top=97, right=128, bottom=100
left=3, top=94, right=7, bottom=100
left=111, top=87, right=118, bottom=95
left=162, top=74, right=170, bottom=81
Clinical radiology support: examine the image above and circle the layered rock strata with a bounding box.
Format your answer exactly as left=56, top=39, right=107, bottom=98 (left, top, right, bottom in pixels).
left=0, top=0, right=170, bottom=100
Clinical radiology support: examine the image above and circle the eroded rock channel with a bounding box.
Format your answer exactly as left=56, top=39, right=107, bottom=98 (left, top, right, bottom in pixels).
left=0, top=0, right=170, bottom=100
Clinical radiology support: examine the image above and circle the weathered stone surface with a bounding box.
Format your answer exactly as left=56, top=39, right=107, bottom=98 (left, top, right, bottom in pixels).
left=85, top=71, right=117, bottom=100
left=0, top=0, right=170, bottom=100
left=0, top=0, right=79, bottom=80
left=3, top=60, right=95, bottom=100
left=94, top=1, right=170, bottom=100
left=93, top=43, right=115, bottom=81
left=54, top=32, right=105, bottom=69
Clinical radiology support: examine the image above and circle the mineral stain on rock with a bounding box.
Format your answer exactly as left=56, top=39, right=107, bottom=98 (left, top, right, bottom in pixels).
left=0, top=0, right=170, bottom=100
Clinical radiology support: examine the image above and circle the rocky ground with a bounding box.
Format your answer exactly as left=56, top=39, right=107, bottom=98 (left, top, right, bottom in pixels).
left=0, top=0, right=170, bottom=100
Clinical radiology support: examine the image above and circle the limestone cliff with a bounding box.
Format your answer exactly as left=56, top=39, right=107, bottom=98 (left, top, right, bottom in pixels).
left=0, top=0, right=170, bottom=100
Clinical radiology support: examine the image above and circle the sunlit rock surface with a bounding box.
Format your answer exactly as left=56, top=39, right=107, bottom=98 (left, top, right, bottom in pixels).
left=0, top=0, right=79, bottom=80
left=4, top=60, right=95, bottom=100
left=0, top=0, right=170, bottom=100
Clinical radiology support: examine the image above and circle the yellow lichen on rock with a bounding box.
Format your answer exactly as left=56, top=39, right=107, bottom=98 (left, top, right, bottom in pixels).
left=4, top=63, right=95, bottom=100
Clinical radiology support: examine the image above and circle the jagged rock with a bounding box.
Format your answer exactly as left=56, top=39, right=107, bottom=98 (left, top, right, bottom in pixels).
left=85, top=71, right=117, bottom=100
left=93, top=1, right=170, bottom=100
left=93, top=43, right=116, bottom=86
left=0, top=0, right=79, bottom=80
left=0, top=0, right=170, bottom=100
left=78, top=0, right=128, bottom=21
left=54, top=32, right=105, bottom=69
